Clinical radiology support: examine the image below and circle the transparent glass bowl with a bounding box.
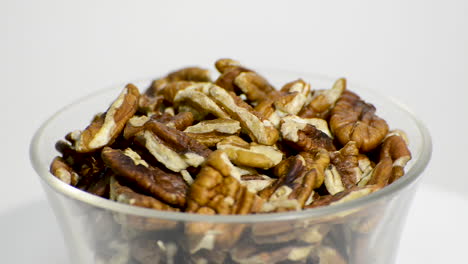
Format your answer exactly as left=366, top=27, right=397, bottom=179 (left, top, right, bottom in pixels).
left=30, top=70, right=431, bottom=264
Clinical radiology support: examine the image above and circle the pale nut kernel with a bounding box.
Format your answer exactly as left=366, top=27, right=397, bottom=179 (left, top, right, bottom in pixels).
left=300, top=77, right=346, bottom=118
left=234, top=71, right=277, bottom=103
left=74, top=84, right=140, bottom=152
left=280, top=115, right=335, bottom=152
left=274, top=79, right=311, bottom=116
left=183, top=118, right=241, bottom=134
left=173, top=83, right=230, bottom=119
left=216, top=136, right=283, bottom=170
left=324, top=164, right=346, bottom=195
left=50, top=156, right=80, bottom=186
left=208, top=85, right=279, bottom=145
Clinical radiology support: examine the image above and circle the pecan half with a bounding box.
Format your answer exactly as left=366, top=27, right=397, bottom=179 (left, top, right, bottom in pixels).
left=185, top=206, right=246, bottom=254
left=299, top=77, right=346, bottom=119
left=366, top=157, right=393, bottom=186
left=187, top=151, right=264, bottom=214
left=214, top=58, right=251, bottom=93
left=102, top=147, right=189, bottom=207
left=234, top=71, right=278, bottom=103
left=109, top=176, right=179, bottom=212
left=208, top=85, right=279, bottom=145
left=329, top=141, right=361, bottom=189
left=306, top=185, right=381, bottom=209
left=380, top=130, right=412, bottom=183
left=73, top=84, right=140, bottom=153
left=135, top=120, right=211, bottom=172
left=124, top=111, right=194, bottom=140
left=274, top=79, right=311, bottom=116
left=259, top=149, right=329, bottom=209
left=172, top=82, right=230, bottom=120
left=214, top=58, right=243, bottom=73
left=137, top=94, right=164, bottom=115
left=144, top=66, right=211, bottom=96
left=281, top=115, right=335, bottom=152
left=50, top=156, right=80, bottom=185
left=330, top=90, right=389, bottom=152
left=216, top=136, right=283, bottom=170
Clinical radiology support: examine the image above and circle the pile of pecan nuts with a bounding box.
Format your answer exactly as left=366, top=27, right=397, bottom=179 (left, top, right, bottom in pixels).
left=50, top=59, right=411, bottom=263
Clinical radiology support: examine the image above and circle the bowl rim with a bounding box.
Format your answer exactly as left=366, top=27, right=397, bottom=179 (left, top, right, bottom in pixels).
left=30, top=70, right=432, bottom=223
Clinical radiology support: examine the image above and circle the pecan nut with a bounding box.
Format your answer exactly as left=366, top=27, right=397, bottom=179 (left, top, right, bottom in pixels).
left=329, top=141, right=362, bottom=189
left=216, top=136, right=283, bottom=170
left=144, top=66, right=211, bottom=97
left=299, top=77, right=346, bottom=119
left=380, top=130, right=412, bottom=183
left=135, top=120, right=211, bottom=172
left=102, top=147, right=189, bottom=207
left=172, top=82, right=230, bottom=120
left=330, top=90, right=389, bottom=152
left=183, top=118, right=241, bottom=147
left=259, top=149, right=329, bottom=209
left=72, top=84, right=140, bottom=153
left=280, top=115, right=335, bottom=152
left=208, top=84, right=279, bottom=145
left=50, top=156, right=80, bottom=186
left=187, top=151, right=264, bottom=214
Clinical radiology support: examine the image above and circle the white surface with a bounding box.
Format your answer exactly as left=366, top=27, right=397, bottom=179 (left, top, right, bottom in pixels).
left=2, top=0, right=467, bottom=263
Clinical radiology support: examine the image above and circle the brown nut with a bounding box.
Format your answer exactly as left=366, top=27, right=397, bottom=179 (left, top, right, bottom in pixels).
left=380, top=130, right=412, bottom=184
left=366, top=157, right=393, bottom=186
left=137, top=94, right=164, bottom=115
left=109, top=175, right=179, bottom=212
left=214, top=58, right=242, bottom=73
left=330, top=90, right=389, bottom=152
left=144, top=67, right=211, bottom=96
left=329, top=141, right=361, bottom=190
left=356, top=154, right=375, bottom=187
left=306, top=185, right=381, bottom=209
left=185, top=207, right=246, bottom=254
left=102, top=147, right=189, bottom=207
left=323, top=164, right=345, bottom=195
left=184, top=118, right=241, bottom=134
left=187, top=151, right=264, bottom=215
left=274, top=79, right=311, bottom=115
left=123, top=112, right=194, bottom=140
left=84, top=168, right=112, bottom=197
left=208, top=85, right=279, bottom=145
left=135, top=120, right=211, bottom=172
left=254, top=98, right=281, bottom=127
left=216, top=136, right=283, bottom=170
left=56, top=141, right=107, bottom=190
left=281, top=115, right=335, bottom=152
left=234, top=71, right=278, bottom=103
left=172, top=82, right=230, bottom=120
left=183, top=118, right=241, bottom=147
left=72, top=84, right=140, bottom=153
left=214, top=58, right=251, bottom=92
left=259, top=149, right=329, bottom=209
left=50, top=156, right=80, bottom=186
left=299, top=77, right=346, bottom=119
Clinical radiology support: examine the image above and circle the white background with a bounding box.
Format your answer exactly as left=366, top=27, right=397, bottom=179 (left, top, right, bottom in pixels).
left=2, top=0, right=467, bottom=263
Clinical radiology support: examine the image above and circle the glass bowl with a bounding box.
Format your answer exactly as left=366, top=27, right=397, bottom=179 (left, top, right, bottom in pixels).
left=30, top=70, right=431, bottom=264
